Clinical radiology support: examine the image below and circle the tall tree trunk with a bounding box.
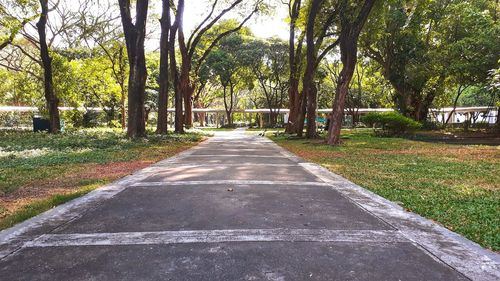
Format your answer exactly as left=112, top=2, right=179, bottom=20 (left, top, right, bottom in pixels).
left=195, top=100, right=206, bottom=127
left=302, top=0, right=322, bottom=139
left=170, top=0, right=183, bottom=133
left=118, top=0, right=149, bottom=138
left=120, top=84, right=126, bottom=129
left=295, top=89, right=307, bottom=136
left=37, top=0, right=60, bottom=134
left=118, top=46, right=127, bottom=129
left=223, top=83, right=234, bottom=126
left=178, top=29, right=194, bottom=128
left=305, top=84, right=318, bottom=138
left=287, top=78, right=300, bottom=132
left=156, top=0, right=170, bottom=134
left=327, top=65, right=354, bottom=144
left=180, top=73, right=194, bottom=128
left=285, top=0, right=302, bottom=134
left=388, top=76, right=439, bottom=122
left=445, top=85, right=467, bottom=124
left=327, top=0, right=376, bottom=145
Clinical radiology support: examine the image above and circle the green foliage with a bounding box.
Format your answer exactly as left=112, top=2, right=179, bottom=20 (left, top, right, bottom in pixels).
left=0, top=67, right=42, bottom=107
left=361, top=112, right=422, bottom=135
left=362, top=0, right=500, bottom=118
left=0, top=46, right=126, bottom=127
left=0, top=0, right=38, bottom=47
left=0, top=111, right=32, bottom=127
left=321, top=60, right=394, bottom=109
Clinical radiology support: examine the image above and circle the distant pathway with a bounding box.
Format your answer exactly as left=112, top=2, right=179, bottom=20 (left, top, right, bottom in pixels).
left=0, top=128, right=498, bottom=280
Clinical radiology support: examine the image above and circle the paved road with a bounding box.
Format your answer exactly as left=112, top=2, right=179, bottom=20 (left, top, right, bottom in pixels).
left=0, top=129, right=498, bottom=280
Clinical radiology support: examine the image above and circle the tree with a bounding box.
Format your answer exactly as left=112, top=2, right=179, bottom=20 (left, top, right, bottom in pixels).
left=204, top=32, right=255, bottom=125
left=118, top=0, right=149, bottom=138
left=192, top=65, right=219, bottom=127
left=1, top=0, right=120, bottom=132
left=284, top=0, right=305, bottom=133
left=327, top=0, right=377, bottom=145
left=362, top=0, right=499, bottom=123
left=295, top=0, right=352, bottom=138
left=95, top=41, right=128, bottom=129
left=165, top=0, right=182, bottom=133
left=172, top=0, right=262, bottom=129
left=361, top=0, right=443, bottom=121
left=300, top=0, right=322, bottom=138
left=37, top=0, right=61, bottom=133
left=156, top=0, right=171, bottom=134
left=82, top=3, right=128, bottom=129
left=252, top=38, right=289, bottom=127
left=442, top=1, right=500, bottom=124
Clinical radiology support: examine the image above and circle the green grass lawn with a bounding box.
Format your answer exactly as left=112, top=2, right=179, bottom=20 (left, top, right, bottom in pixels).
left=271, top=129, right=500, bottom=251
left=0, top=128, right=204, bottom=230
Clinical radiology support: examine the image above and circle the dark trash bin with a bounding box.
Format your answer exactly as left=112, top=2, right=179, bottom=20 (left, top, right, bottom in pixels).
left=33, top=117, right=50, bottom=132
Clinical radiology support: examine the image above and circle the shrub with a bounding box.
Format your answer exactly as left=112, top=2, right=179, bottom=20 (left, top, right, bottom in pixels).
left=422, top=121, right=442, bottom=130
left=221, top=123, right=237, bottom=129
left=0, top=112, right=33, bottom=128
left=472, top=121, right=490, bottom=129
left=361, top=112, right=422, bottom=136
left=361, top=112, right=381, bottom=128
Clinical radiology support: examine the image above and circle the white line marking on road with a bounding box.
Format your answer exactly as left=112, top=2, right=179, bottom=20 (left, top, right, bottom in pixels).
left=151, top=163, right=301, bottom=168
left=131, top=180, right=335, bottom=187
left=182, top=154, right=288, bottom=158
left=191, top=148, right=279, bottom=151
left=25, top=229, right=407, bottom=247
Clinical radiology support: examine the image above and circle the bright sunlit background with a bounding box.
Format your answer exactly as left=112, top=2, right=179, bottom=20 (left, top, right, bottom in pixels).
left=146, top=0, right=289, bottom=49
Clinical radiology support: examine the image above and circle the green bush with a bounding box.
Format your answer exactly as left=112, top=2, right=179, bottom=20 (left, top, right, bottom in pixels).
left=0, top=112, right=33, bottom=128
left=361, top=112, right=422, bottom=136
left=472, top=121, right=490, bottom=129
left=221, top=123, right=237, bottom=129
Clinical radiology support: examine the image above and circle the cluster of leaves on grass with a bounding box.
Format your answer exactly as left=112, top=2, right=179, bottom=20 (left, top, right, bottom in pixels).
left=361, top=112, right=423, bottom=136
left=272, top=129, right=500, bottom=251
left=0, top=128, right=204, bottom=194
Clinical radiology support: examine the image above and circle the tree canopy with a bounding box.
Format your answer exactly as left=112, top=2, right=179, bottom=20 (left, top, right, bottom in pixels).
left=0, top=0, right=498, bottom=141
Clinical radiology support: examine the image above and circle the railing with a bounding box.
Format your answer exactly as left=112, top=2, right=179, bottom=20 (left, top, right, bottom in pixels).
left=0, top=106, right=493, bottom=114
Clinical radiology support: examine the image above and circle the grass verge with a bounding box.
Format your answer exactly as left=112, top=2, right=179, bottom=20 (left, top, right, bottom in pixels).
left=0, top=128, right=204, bottom=230
left=270, top=129, right=499, bottom=251
left=0, top=182, right=103, bottom=230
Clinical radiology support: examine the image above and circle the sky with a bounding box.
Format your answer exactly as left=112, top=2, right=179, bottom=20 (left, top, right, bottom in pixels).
left=46, top=0, right=289, bottom=50
left=151, top=0, right=289, bottom=46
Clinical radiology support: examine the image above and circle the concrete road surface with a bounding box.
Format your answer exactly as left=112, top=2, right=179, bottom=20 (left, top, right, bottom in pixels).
left=0, top=128, right=498, bottom=280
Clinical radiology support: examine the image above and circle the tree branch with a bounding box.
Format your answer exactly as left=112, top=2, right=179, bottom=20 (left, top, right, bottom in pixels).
left=187, top=0, right=218, bottom=50
left=315, top=39, right=339, bottom=69
left=188, top=0, right=243, bottom=58
left=194, top=5, right=257, bottom=73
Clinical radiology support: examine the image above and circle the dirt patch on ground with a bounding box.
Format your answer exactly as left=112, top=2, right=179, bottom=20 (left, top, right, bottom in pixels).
left=0, top=160, right=154, bottom=219
left=413, top=131, right=500, bottom=145
left=292, top=149, right=345, bottom=160
left=362, top=146, right=499, bottom=162
left=284, top=140, right=499, bottom=162
left=67, top=160, right=154, bottom=183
